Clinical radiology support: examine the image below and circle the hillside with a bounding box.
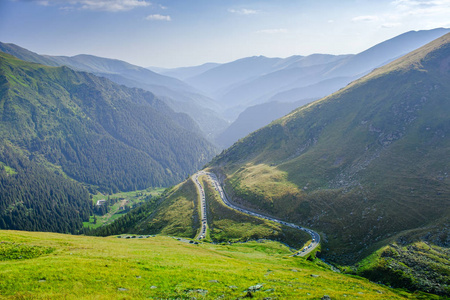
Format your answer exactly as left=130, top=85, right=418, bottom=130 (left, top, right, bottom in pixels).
left=0, top=230, right=428, bottom=299
left=210, top=32, right=450, bottom=269
left=216, top=100, right=312, bottom=148
left=0, top=42, right=228, bottom=138
left=92, top=173, right=310, bottom=250
left=0, top=52, right=217, bottom=193
left=0, top=141, right=92, bottom=233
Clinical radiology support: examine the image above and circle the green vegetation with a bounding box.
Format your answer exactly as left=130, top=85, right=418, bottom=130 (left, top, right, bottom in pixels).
left=353, top=241, right=449, bottom=296
left=208, top=33, right=450, bottom=295
left=0, top=51, right=217, bottom=193
left=84, top=188, right=164, bottom=229
left=92, top=180, right=199, bottom=238
left=0, top=141, right=92, bottom=234
left=0, top=242, right=54, bottom=261
left=0, top=51, right=216, bottom=234
left=0, top=230, right=427, bottom=299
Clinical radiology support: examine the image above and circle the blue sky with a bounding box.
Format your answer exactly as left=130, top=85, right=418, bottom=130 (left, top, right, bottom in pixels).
left=1, top=0, right=450, bottom=68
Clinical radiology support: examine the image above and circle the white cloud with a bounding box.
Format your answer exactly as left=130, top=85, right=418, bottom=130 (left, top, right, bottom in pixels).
left=352, top=15, right=379, bottom=22
left=257, top=28, right=288, bottom=34
left=385, top=0, right=450, bottom=28
left=381, top=22, right=402, bottom=28
left=391, top=0, right=450, bottom=15
left=23, top=0, right=151, bottom=12
left=228, top=8, right=259, bottom=15
left=146, top=14, right=171, bottom=21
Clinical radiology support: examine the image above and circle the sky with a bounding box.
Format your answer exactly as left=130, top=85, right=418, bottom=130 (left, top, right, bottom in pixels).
left=1, top=0, right=450, bottom=68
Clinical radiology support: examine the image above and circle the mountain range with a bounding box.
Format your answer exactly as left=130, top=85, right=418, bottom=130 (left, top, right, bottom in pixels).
left=0, top=52, right=217, bottom=232
left=210, top=32, right=450, bottom=265
left=2, top=28, right=449, bottom=149
left=86, top=31, right=450, bottom=296
left=159, top=28, right=450, bottom=147
left=0, top=42, right=228, bottom=139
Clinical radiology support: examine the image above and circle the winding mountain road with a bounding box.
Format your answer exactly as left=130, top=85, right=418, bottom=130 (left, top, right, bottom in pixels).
left=193, top=171, right=320, bottom=256
left=193, top=171, right=208, bottom=240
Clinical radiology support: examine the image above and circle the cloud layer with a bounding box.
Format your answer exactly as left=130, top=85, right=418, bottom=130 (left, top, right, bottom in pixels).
left=25, top=0, right=151, bottom=12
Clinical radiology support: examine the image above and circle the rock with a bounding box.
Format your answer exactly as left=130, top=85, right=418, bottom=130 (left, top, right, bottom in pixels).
left=321, top=295, right=331, bottom=300
left=209, top=280, right=219, bottom=283
left=185, top=289, right=208, bottom=296
left=311, top=274, right=320, bottom=278
left=244, top=291, right=253, bottom=298
left=150, top=286, right=157, bottom=289
left=228, top=285, right=238, bottom=289
left=247, top=284, right=263, bottom=292
left=117, top=288, right=128, bottom=291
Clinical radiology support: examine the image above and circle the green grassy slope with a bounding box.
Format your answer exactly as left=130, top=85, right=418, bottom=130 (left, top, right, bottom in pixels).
left=210, top=33, right=450, bottom=268
left=353, top=241, right=449, bottom=296
left=0, top=230, right=429, bottom=299
left=0, top=52, right=217, bottom=193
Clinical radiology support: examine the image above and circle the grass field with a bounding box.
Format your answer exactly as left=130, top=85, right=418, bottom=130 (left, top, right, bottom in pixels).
left=0, top=230, right=431, bottom=299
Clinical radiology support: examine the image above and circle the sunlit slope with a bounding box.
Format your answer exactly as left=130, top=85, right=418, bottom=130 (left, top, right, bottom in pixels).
left=0, top=230, right=424, bottom=299
left=211, top=33, right=450, bottom=262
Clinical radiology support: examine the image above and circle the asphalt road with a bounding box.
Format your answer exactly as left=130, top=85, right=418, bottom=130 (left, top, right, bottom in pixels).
left=203, top=171, right=320, bottom=257
left=193, top=171, right=208, bottom=240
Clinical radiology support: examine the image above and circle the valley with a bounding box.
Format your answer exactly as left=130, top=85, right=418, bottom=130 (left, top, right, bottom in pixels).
left=0, top=13, right=449, bottom=299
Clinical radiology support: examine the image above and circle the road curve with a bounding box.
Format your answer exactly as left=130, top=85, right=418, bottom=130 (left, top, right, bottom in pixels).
left=204, top=171, right=320, bottom=257
left=193, top=171, right=208, bottom=240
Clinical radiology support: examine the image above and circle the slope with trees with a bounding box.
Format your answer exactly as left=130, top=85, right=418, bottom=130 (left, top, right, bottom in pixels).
left=0, top=52, right=217, bottom=192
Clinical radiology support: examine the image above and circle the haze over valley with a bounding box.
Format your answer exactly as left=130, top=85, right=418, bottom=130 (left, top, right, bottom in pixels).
left=1, top=0, right=449, bottom=298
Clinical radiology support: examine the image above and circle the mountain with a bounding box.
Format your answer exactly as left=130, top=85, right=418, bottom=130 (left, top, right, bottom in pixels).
left=0, top=52, right=217, bottom=194
left=210, top=32, right=450, bottom=269
left=206, top=28, right=450, bottom=146
left=217, top=54, right=351, bottom=110
left=152, top=62, right=220, bottom=81
left=185, top=56, right=284, bottom=97
left=0, top=42, right=228, bottom=138
left=215, top=100, right=314, bottom=148
left=323, top=27, right=450, bottom=78
left=216, top=29, right=450, bottom=117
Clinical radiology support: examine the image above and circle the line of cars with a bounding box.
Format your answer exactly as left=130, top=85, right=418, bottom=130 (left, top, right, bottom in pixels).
left=206, top=172, right=320, bottom=256
left=193, top=172, right=208, bottom=240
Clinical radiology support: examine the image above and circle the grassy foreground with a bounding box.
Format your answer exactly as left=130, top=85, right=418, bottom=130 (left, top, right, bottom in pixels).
left=0, top=230, right=429, bottom=299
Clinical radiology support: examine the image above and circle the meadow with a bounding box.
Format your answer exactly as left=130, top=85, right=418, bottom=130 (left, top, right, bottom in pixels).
left=0, top=230, right=432, bottom=299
